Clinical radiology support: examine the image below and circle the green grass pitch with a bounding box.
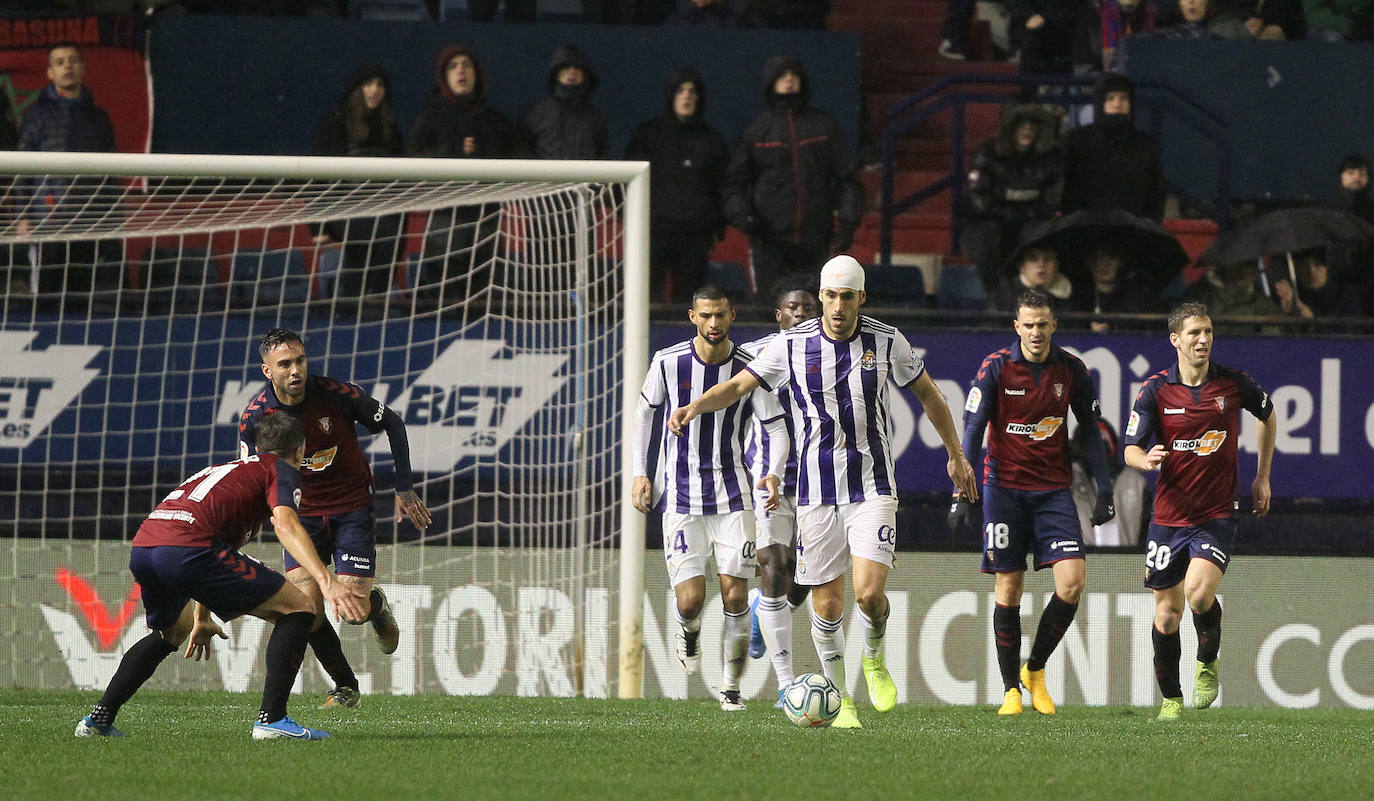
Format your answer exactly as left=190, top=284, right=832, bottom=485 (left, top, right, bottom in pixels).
left=2, top=689, right=1371, bottom=801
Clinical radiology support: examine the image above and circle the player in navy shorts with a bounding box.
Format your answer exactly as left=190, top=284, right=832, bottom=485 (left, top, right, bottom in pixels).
left=953, top=288, right=1115, bottom=715
left=241, top=328, right=431, bottom=709
left=74, top=413, right=369, bottom=740
left=1124, top=302, right=1275, bottom=720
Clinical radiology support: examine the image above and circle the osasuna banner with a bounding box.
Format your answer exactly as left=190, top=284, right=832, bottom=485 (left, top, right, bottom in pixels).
left=6, top=544, right=1372, bottom=709
left=0, top=15, right=150, bottom=154
left=0, top=320, right=1370, bottom=497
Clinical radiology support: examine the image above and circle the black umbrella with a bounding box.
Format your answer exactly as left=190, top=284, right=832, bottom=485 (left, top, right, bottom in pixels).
left=1200, top=207, right=1374, bottom=267
left=1004, top=209, right=1190, bottom=287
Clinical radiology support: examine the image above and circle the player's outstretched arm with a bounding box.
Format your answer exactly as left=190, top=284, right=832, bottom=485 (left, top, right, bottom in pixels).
left=183, top=601, right=227, bottom=661
left=667, top=371, right=761, bottom=436
left=271, top=505, right=369, bottom=623
left=1252, top=414, right=1276, bottom=516
left=909, top=372, right=978, bottom=500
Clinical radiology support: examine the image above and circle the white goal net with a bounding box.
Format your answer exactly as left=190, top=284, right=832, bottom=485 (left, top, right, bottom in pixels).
left=0, top=152, right=648, bottom=699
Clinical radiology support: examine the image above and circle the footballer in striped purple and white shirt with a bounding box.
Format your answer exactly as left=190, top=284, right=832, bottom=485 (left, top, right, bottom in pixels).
left=740, top=285, right=818, bottom=698
left=630, top=285, right=788, bottom=712
left=670, top=256, right=978, bottom=728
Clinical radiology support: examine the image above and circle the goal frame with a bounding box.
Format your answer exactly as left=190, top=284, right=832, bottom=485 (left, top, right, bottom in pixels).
left=0, top=150, right=651, bottom=699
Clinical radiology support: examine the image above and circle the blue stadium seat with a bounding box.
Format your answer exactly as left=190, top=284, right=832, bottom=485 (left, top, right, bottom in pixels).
left=706, top=261, right=749, bottom=300
left=313, top=246, right=343, bottom=300
left=438, top=0, right=467, bottom=20
left=145, top=246, right=218, bottom=314
left=231, top=249, right=311, bottom=307
left=352, top=0, right=430, bottom=20
left=863, top=264, right=926, bottom=307
left=936, top=263, right=988, bottom=311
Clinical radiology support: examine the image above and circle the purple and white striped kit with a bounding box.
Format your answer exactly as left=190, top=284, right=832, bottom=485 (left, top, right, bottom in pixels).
left=746, top=316, right=924, bottom=506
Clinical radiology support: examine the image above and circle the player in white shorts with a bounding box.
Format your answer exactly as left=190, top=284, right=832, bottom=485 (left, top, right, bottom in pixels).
left=670, top=256, right=978, bottom=728
left=740, top=284, right=818, bottom=704
left=631, top=284, right=787, bottom=712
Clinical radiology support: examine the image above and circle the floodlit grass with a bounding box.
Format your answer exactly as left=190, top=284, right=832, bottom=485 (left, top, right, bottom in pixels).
left=2, top=689, right=1370, bottom=801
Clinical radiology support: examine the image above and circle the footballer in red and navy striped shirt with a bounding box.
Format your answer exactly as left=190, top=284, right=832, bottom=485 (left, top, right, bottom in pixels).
left=77, top=412, right=369, bottom=740
left=1123, top=302, right=1275, bottom=717
left=238, top=328, right=431, bottom=705
left=955, top=288, right=1114, bottom=714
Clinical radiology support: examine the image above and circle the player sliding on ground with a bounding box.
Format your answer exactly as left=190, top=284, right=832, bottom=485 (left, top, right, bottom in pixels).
left=631, top=284, right=789, bottom=712
left=1124, top=302, right=1275, bottom=721
left=670, top=256, right=979, bottom=728
left=75, top=413, right=370, bottom=740
left=240, top=328, right=430, bottom=709
left=952, top=288, right=1115, bottom=715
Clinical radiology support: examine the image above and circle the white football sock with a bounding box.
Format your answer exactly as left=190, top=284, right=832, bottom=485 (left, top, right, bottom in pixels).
left=811, top=612, right=848, bottom=698
left=858, top=606, right=888, bottom=658
left=758, top=594, right=794, bottom=687
left=675, top=607, right=701, bottom=635
left=721, top=608, right=748, bottom=691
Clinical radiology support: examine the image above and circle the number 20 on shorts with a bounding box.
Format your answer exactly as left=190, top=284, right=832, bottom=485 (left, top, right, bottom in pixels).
left=1145, top=540, right=1173, bottom=570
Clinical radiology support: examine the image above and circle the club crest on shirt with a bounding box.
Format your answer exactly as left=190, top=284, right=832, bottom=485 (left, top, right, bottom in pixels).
left=1054, top=382, right=1064, bottom=399
left=860, top=349, right=877, bottom=371
left=319, top=417, right=332, bottom=434
left=1215, top=397, right=1226, bottom=411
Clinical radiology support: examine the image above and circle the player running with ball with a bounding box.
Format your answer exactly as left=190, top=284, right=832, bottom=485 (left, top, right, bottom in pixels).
left=671, top=256, right=978, bottom=728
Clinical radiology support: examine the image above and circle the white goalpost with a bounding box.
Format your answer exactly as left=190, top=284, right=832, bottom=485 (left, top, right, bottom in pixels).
left=0, top=151, right=649, bottom=699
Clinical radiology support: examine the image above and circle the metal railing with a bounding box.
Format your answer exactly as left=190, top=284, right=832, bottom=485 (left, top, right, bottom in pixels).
left=877, top=73, right=1232, bottom=268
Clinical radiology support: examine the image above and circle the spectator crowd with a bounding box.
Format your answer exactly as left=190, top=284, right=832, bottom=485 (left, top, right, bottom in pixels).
left=3, top=1, right=1373, bottom=331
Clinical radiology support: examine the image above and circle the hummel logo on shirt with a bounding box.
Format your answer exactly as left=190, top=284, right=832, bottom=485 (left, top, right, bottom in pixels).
left=1164, top=407, right=1186, bottom=414
left=1003, top=388, right=1025, bottom=395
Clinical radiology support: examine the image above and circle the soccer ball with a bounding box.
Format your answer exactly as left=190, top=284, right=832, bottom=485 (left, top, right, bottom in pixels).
left=781, top=672, right=843, bottom=728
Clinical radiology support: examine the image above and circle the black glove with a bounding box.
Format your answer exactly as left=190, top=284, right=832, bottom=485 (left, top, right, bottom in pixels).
left=1090, top=492, right=1116, bottom=526
left=947, top=495, right=978, bottom=533
left=831, top=221, right=857, bottom=254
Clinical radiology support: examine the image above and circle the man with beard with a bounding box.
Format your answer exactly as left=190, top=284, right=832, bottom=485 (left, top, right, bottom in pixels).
left=631, top=284, right=788, bottom=712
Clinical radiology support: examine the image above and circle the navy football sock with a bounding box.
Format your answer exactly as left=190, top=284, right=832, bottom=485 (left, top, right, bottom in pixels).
left=1027, top=593, right=1079, bottom=671
left=1153, top=625, right=1183, bottom=699
left=993, top=604, right=1022, bottom=691
left=309, top=620, right=358, bottom=690
left=1193, top=600, right=1223, bottom=664
left=366, top=587, right=384, bottom=622
left=93, top=632, right=177, bottom=725
left=259, top=611, right=314, bottom=723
